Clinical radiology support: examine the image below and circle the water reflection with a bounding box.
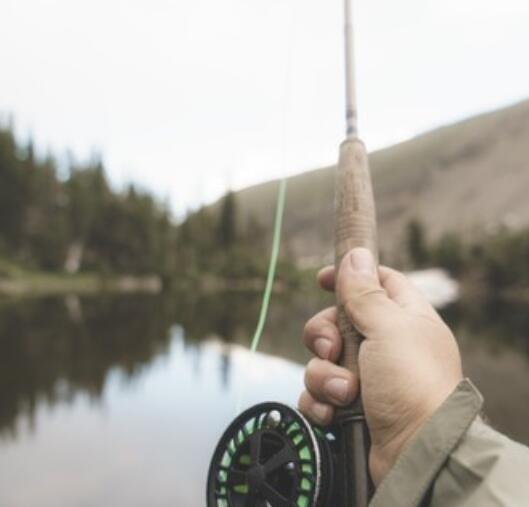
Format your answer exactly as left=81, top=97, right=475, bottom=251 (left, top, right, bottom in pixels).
left=441, top=299, right=529, bottom=445
left=0, top=296, right=305, bottom=507
left=0, top=295, right=177, bottom=438
left=0, top=291, right=527, bottom=506
left=0, top=289, right=316, bottom=438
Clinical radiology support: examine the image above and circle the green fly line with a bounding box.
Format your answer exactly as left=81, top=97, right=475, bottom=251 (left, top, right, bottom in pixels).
left=247, top=0, right=297, bottom=355
left=249, top=177, right=287, bottom=353
left=235, top=0, right=296, bottom=415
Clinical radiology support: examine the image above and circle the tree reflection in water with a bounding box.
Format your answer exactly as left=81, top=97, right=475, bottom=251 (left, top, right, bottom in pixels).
left=0, top=295, right=176, bottom=436
left=0, top=290, right=529, bottom=446
left=0, top=289, right=267, bottom=438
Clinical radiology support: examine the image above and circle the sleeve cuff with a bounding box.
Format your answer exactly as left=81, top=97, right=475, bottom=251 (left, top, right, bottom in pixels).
left=370, top=379, right=483, bottom=507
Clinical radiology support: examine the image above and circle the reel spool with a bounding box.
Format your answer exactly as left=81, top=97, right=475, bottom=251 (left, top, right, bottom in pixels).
left=207, top=402, right=339, bottom=507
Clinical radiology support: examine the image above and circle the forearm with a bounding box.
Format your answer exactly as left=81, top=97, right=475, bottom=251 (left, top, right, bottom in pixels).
left=430, top=417, right=529, bottom=507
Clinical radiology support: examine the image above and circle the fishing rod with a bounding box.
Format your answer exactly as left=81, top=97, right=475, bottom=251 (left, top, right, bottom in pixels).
left=334, top=0, right=377, bottom=503
left=206, top=0, right=377, bottom=506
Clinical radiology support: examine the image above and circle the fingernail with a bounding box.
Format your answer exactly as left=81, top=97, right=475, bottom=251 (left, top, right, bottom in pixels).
left=310, top=402, right=330, bottom=424
left=324, top=378, right=350, bottom=404
left=350, top=248, right=375, bottom=275
left=314, top=338, right=332, bottom=360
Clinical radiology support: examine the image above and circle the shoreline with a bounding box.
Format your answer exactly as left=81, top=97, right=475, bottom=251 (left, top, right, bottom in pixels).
left=2, top=269, right=529, bottom=306
left=0, top=273, right=162, bottom=298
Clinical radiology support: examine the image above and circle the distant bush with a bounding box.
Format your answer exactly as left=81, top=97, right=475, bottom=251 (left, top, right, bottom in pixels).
left=474, top=229, right=529, bottom=289
left=404, top=217, right=529, bottom=292
left=405, top=219, right=429, bottom=268
left=176, top=195, right=287, bottom=282
left=430, top=233, right=465, bottom=276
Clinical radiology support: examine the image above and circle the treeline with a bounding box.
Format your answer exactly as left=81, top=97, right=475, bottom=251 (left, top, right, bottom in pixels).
left=178, top=191, right=299, bottom=283
left=0, top=123, right=174, bottom=276
left=0, top=122, right=284, bottom=283
left=405, top=219, right=529, bottom=292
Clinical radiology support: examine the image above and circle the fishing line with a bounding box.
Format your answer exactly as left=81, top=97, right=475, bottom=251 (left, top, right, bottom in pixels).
left=249, top=0, right=299, bottom=354
left=249, top=178, right=287, bottom=353
left=234, top=0, right=298, bottom=414
left=234, top=178, right=286, bottom=415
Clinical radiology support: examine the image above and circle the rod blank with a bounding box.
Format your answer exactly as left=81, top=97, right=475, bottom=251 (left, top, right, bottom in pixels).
left=344, top=0, right=358, bottom=138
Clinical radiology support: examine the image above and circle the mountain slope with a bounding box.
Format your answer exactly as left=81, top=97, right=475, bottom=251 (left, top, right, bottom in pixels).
left=223, top=99, right=529, bottom=266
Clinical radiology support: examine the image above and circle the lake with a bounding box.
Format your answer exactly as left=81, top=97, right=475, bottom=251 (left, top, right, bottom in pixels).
left=0, top=289, right=529, bottom=506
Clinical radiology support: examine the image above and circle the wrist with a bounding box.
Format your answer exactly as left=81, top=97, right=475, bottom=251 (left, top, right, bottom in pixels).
left=368, top=379, right=465, bottom=485
left=368, top=380, right=483, bottom=507
left=369, top=415, right=429, bottom=485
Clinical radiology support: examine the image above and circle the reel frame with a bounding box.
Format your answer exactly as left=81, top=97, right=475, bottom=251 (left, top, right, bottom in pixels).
left=207, top=402, right=339, bottom=507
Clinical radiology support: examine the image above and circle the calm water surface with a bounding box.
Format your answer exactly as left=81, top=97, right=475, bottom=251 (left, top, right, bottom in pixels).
left=0, top=291, right=529, bottom=506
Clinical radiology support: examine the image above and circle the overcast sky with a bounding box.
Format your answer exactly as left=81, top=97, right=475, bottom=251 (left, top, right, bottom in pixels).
left=1, top=0, right=528, bottom=215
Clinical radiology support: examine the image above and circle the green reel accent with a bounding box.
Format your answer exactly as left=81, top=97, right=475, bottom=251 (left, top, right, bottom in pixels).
left=207, top=403, right=336, bottom=507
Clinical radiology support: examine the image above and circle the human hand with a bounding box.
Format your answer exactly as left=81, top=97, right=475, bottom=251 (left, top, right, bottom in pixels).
left=298, top=248, right=463, bottom=484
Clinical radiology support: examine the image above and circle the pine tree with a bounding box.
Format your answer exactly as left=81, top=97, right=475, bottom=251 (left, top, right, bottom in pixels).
left=217, top=191, right=237, bottom=249
left=406, top=219, right=429, bottom=268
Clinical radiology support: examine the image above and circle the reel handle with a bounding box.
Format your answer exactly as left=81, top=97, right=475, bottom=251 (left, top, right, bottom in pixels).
left=334, top=137, right=378, bottom=507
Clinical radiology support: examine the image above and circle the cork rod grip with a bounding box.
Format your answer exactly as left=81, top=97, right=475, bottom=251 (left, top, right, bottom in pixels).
left=335, top=138, right=378, bottom=376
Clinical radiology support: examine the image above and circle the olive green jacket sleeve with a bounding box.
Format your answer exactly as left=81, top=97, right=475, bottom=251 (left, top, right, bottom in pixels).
left=370, top=379, right=529, bottom=507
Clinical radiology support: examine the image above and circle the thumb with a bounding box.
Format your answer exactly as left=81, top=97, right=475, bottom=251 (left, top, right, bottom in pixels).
left=336, top=248, right=398, bottom=335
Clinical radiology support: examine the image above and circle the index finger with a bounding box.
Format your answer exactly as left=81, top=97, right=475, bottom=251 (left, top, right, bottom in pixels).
left=378, top=266, right=440, bottom=320
left=318, top=264, right=436, bottom=312
left=317, top=265, right=335, bottom=292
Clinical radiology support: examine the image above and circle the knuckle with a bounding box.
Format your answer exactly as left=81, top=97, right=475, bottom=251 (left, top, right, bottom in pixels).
left=310, top=356, right=325, bottom=369
left=298, top=392, right=313, bottom=417
left=298, top=390, right=310, bottom=409
left=358, top=286, right=387, bottom=303
left=343, top=299, right=366, bottom=329
left=394, top=271, right=409, bottom=285
left=383, top=266, right=403, bottom=280
left=344, top=288, right=386, bottom=321
left=303, top=308, right=338, bottom=345
left=303, top=318, right=316, bottom=339
left=303, top=363, right=313, bottom=389
left=304, top=358, right=323, bottom=391
left=299, top=391, right=333, bottom=425
left=303, top=324, right=328, bottom=352
left=305, top=357, right=320, bottom=377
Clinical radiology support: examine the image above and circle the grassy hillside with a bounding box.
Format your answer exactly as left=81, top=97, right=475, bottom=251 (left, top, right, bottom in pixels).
left=222, top=99, right=529, bottom=267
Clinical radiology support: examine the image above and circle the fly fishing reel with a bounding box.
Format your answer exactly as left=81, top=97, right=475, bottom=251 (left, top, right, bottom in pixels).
left=207, top=402, right=343, bottom=507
